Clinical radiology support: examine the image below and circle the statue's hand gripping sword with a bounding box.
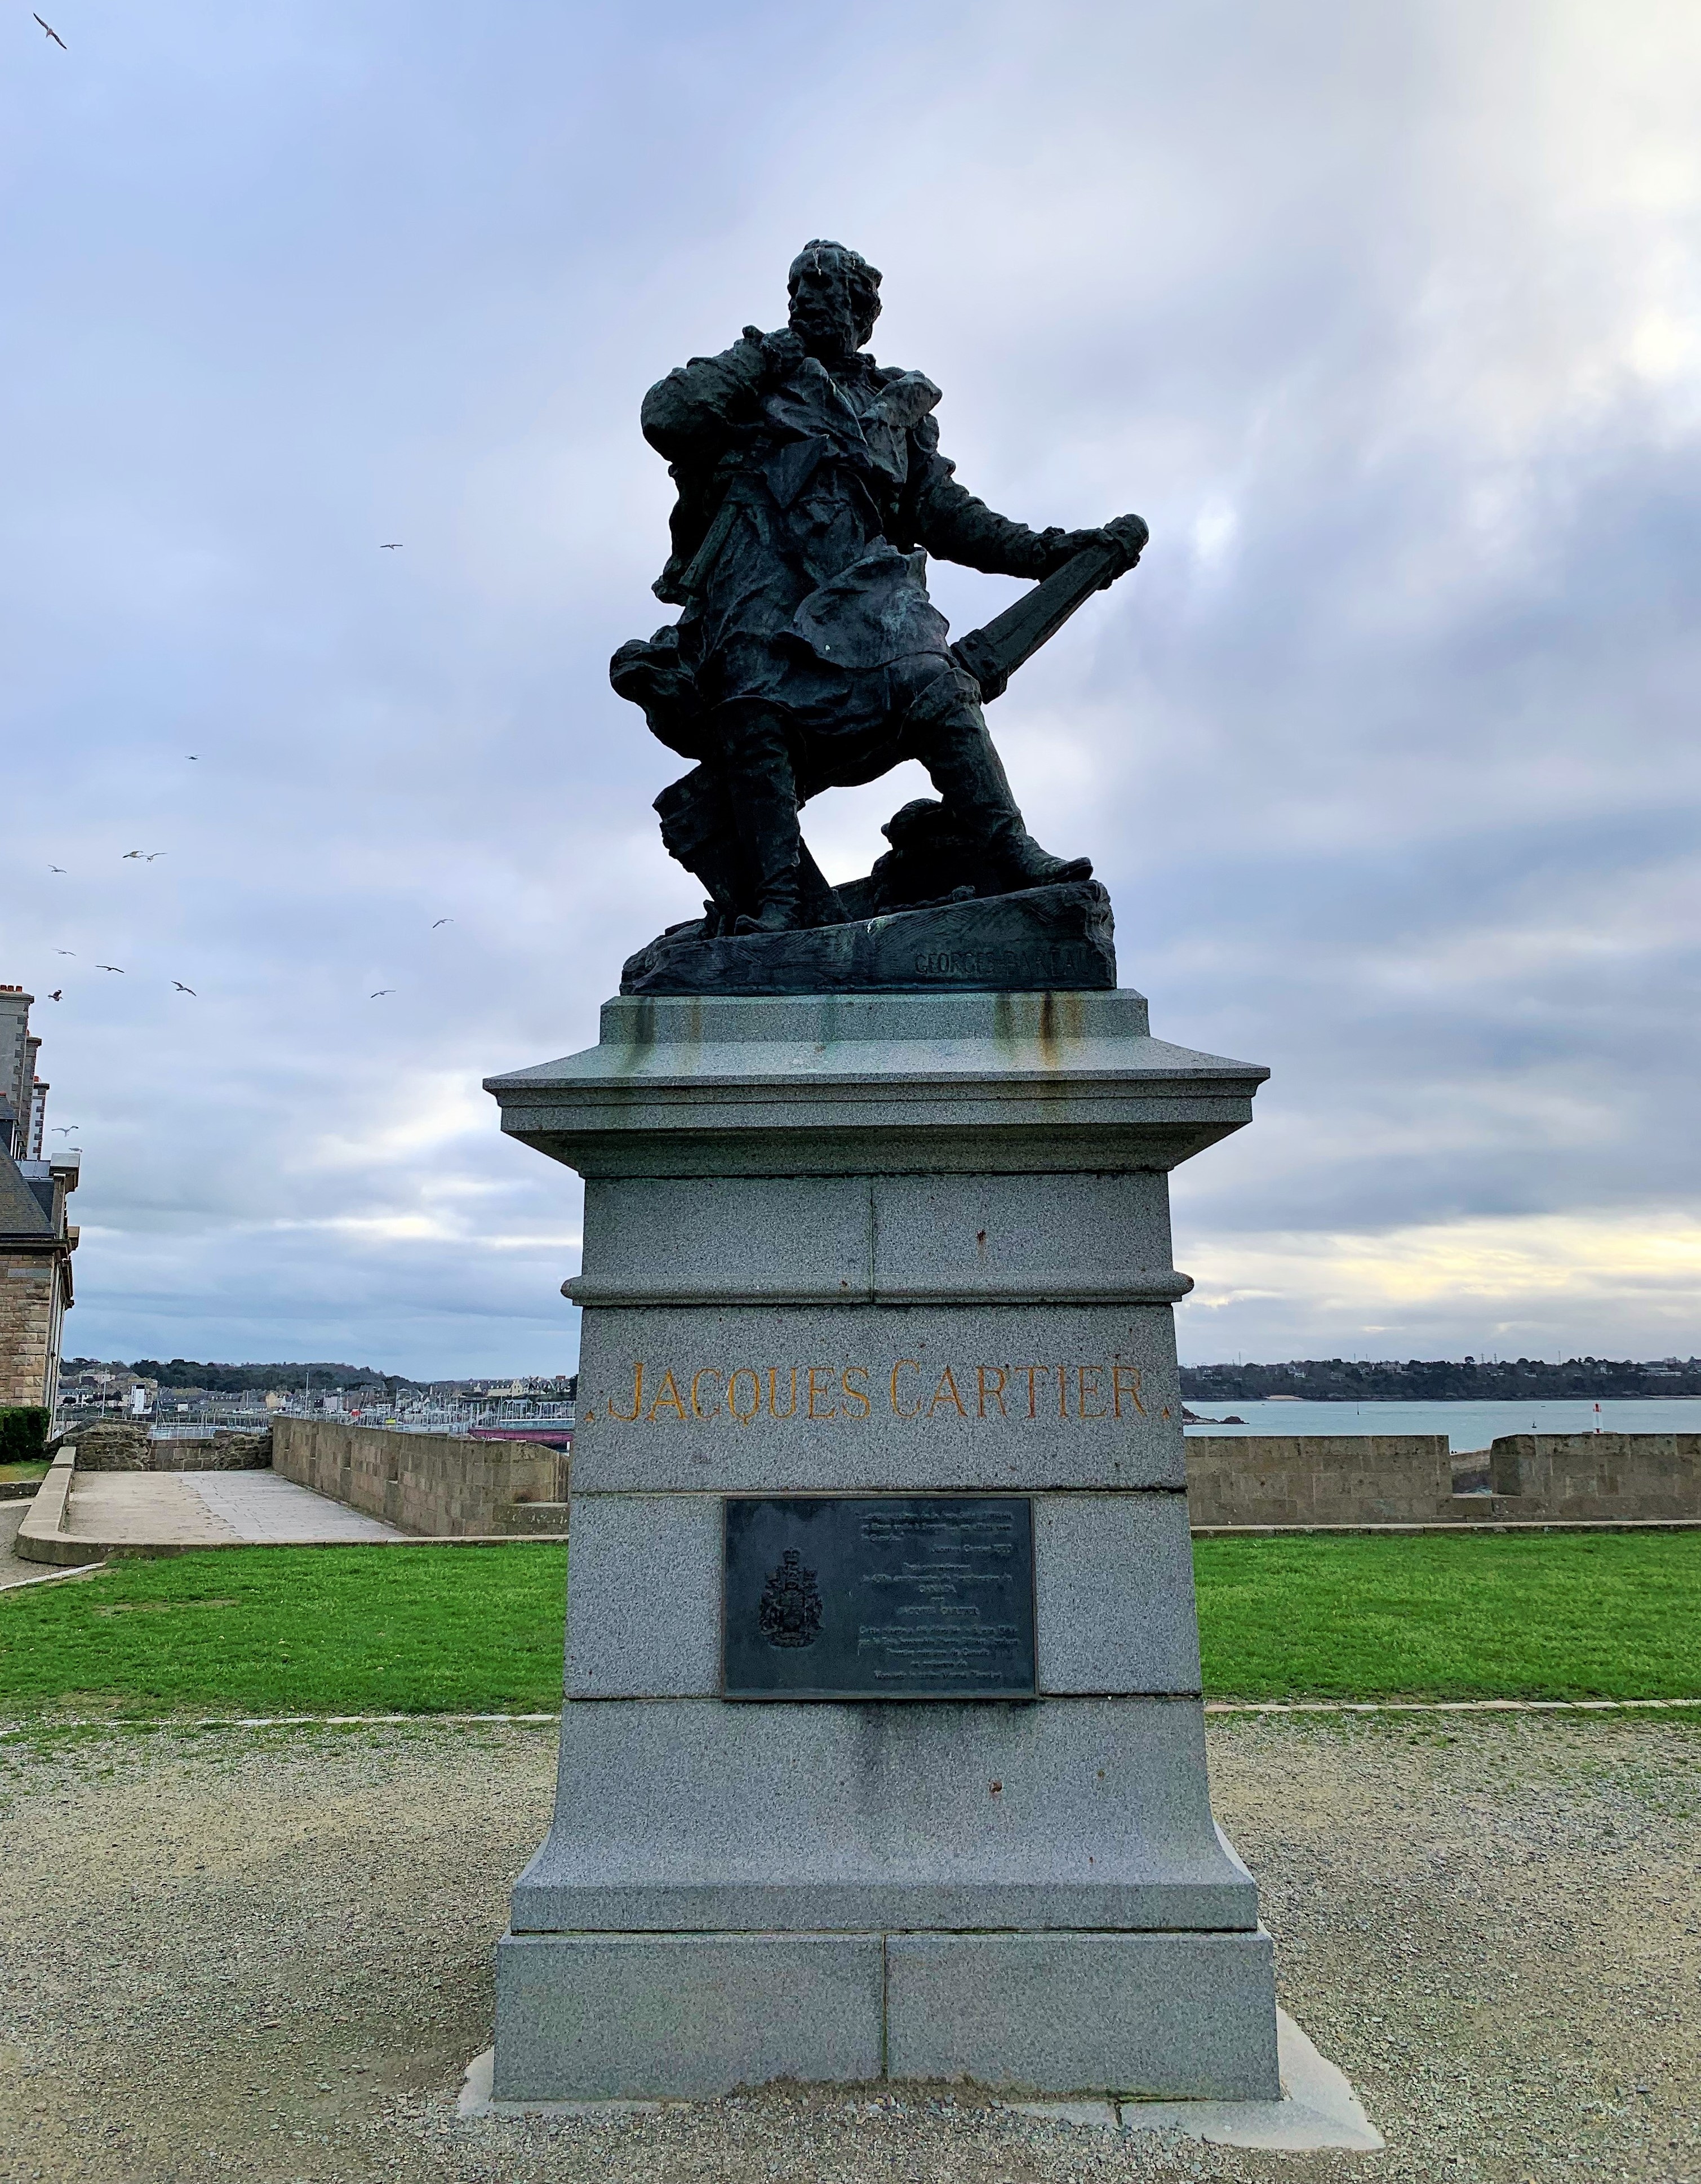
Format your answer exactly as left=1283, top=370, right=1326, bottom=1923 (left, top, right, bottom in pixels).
left=951, top=512, right=1148, bottom=703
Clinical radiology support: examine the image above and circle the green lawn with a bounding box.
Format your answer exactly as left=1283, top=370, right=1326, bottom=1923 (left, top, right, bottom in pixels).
left=0, top=1532, right=1696, bottom=1719
left=0, top=1461, right=49, bottom=1484
left=1193, top=1530, right=1701, bottom=1701
left=0, top=1545, right=568, bottom=1717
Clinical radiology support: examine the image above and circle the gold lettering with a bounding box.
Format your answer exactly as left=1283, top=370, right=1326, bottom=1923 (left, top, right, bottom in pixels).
left=890, top=1359, right=922, bottom=1418
left=928, top=1365, right=969, bottom=1418
left=1058, top=1365, right=1069, bottom=1421
left=690, top=1367, right=723, bottom=1421
left=976, top=1365, right=1009, bottom=1419
left=647, top=1368, right=688, bottom=1422
left=806, top=1365, right=837, bottom=1420
left=1113, top=1364, right=1147, bottom=1418
left=728, top=1368, right=762, bottom=1424
left=1016, top=1365, right=1045, bottom=1418
left=841, top=1365, right=871, bottom=1418
left=767, top=1366, right=798, bottom=1420
left=1077, top=1364, right=1107, bottom=1420
left=607, top=1362, right=645, bottom=1422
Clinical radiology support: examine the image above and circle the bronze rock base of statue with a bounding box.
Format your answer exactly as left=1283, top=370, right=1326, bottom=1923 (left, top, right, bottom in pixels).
left=620, top=876, right=1115, bottom=997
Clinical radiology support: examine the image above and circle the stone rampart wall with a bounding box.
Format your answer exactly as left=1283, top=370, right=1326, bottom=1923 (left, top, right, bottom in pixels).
left=273, top=1419, right=565, bottom=1537
left=1184, top=1435, right=1456, bottom=1527
left=1487, top=1433, right=1701, bottom=1522
left=1187, top=1431, right=1701, bottom=1526
left=63, top=1421, right=273, bottom=1472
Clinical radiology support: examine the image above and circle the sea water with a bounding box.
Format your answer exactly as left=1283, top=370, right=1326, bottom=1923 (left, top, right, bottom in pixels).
left=1180, top=1396, right=1701, bottom=1453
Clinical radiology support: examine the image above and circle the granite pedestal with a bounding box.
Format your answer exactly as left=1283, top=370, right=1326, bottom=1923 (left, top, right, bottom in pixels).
left=484, top=987, right=1275, bottom=2099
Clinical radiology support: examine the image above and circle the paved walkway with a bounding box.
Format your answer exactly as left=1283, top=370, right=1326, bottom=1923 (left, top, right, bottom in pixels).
left=60, top=1470, right=403, bottom=1550
left=179, top=1470, right=402, bottom=1542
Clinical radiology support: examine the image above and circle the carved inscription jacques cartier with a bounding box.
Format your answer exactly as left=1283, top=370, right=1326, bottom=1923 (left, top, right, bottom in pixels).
left=587, top=1359, right=1152, bottom=1425
left=722, top=1495, right=1037, bottom=1701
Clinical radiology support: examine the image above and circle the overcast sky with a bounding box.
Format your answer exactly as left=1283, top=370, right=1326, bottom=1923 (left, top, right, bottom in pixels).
left=6, top=1, right=1700, bottom=1375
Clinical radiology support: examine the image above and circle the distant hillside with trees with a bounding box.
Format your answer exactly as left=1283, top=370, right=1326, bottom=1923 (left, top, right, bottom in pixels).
left=60, top=1359, right=579, bottom=1401
left=124, top=1359, right=405, bottom=1393
left=1179, top=1356, right=1701, bottom=1401
left=63, top=1359, right=525, bottom=1395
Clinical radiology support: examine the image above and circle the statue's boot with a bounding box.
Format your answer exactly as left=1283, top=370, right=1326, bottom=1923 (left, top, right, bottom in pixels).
left=917, top=704, right=1092, bottom=891
left=719, top=706, right=807, bottom=934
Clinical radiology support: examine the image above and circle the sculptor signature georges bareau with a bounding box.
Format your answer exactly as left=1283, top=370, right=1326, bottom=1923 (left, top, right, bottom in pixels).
left=584, top=1359, right=1163, bottom=1425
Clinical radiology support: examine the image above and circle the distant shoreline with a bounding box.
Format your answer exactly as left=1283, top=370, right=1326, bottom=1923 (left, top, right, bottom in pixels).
left=1179, top=1392, right=1701, bottom=1451
left=1192, top=1393, right=1701, bottom=1404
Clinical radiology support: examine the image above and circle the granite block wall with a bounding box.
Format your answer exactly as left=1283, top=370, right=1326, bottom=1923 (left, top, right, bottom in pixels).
left=0, top=1250, right=57, bottom=1408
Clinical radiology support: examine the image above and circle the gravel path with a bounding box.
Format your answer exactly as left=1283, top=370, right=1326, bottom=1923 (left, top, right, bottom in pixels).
left=0, top=1502, right=29, bottom=1584
left=0, top=1715, right=1696, bottom=2182
left=0, top=1501, right=99, bottom=1591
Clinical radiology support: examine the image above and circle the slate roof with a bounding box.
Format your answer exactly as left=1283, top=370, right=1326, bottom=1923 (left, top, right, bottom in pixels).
left=0, top=1148, right=54, bottom=1240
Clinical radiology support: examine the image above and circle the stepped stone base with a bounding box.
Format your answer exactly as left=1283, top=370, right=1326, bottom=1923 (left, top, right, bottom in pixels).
left=494, top=1927, right=1280, bottom=2102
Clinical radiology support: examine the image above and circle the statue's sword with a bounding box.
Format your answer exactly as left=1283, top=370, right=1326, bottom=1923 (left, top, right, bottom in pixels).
left=949, top=511, right=1148, bottom=703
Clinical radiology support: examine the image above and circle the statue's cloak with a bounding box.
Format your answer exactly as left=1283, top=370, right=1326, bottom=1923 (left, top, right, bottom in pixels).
left=616, top=349, right=974, bottom=789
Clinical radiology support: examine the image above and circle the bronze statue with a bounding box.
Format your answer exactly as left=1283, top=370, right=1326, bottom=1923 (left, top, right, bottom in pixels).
left=612, top=241, right=1145, bottom=938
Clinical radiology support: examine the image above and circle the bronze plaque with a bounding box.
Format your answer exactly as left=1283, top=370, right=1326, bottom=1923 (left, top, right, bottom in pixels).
left=722, top=1495, right=1036, bottom=1701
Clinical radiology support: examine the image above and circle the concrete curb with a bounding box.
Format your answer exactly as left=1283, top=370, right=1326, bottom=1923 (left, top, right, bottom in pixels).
left=453, top=2008, right=1383, bottom=2149
left=34, top=1508, right=1693, bottom=1556
left=15, top=1448, right=83, bottom=1565
left=0, top=1558, right=108, bottom=1594
left=1192, top=1517, right=1701, bottom=1534
left=1205, top=1695, right=1701, bottom=1715
left=6, top=1698, right=1699, bottom=1738
left=43, top=1533, right=570, bottom=1560
left=0, top=1712, right=563, bottom=1737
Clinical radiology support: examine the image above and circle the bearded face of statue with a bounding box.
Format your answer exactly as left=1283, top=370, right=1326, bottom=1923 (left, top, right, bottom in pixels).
left=786, top=242, right=881, bottom=366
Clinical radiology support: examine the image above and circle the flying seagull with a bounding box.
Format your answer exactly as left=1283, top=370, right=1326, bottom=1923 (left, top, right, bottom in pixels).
left=48, top=865, right=66, bottom=873
left=54, top=949, right=74, bottom=957
left=51, top=1126, right=78, bottom=1135
left=171, top=982, right=196, bottom=995
left=96, top=964, right=125, bottom=973
left=47, top=991, right=62, bottom=1002
left=34, top=15, right=66, bottom=47
left=380, top=542, right=403, bottom=550
left=145, top=851, right=167, bottom=861
left=432, top=917, right=452, bottom=927
left=186, top=754, right=199, bottom=761
left=370, top=988, right=396, bottom=998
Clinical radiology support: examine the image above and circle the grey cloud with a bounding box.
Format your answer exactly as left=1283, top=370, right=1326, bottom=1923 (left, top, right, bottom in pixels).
left=6, top=0, right=1700, bottom=1370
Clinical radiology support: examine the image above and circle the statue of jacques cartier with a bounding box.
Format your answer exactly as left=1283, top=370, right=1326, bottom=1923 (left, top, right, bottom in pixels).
left=611, top=241, right=1147, bottom=938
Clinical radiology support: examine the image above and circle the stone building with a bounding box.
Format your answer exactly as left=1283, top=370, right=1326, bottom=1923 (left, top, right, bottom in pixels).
left=0, top=986, right=44, bottom=1161
left=0, top=987, right=78, bottom=1411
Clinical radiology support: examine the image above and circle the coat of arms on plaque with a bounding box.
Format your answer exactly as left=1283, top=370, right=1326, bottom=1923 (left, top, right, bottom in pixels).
left=758, top=1547, right=823, bottom=1648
